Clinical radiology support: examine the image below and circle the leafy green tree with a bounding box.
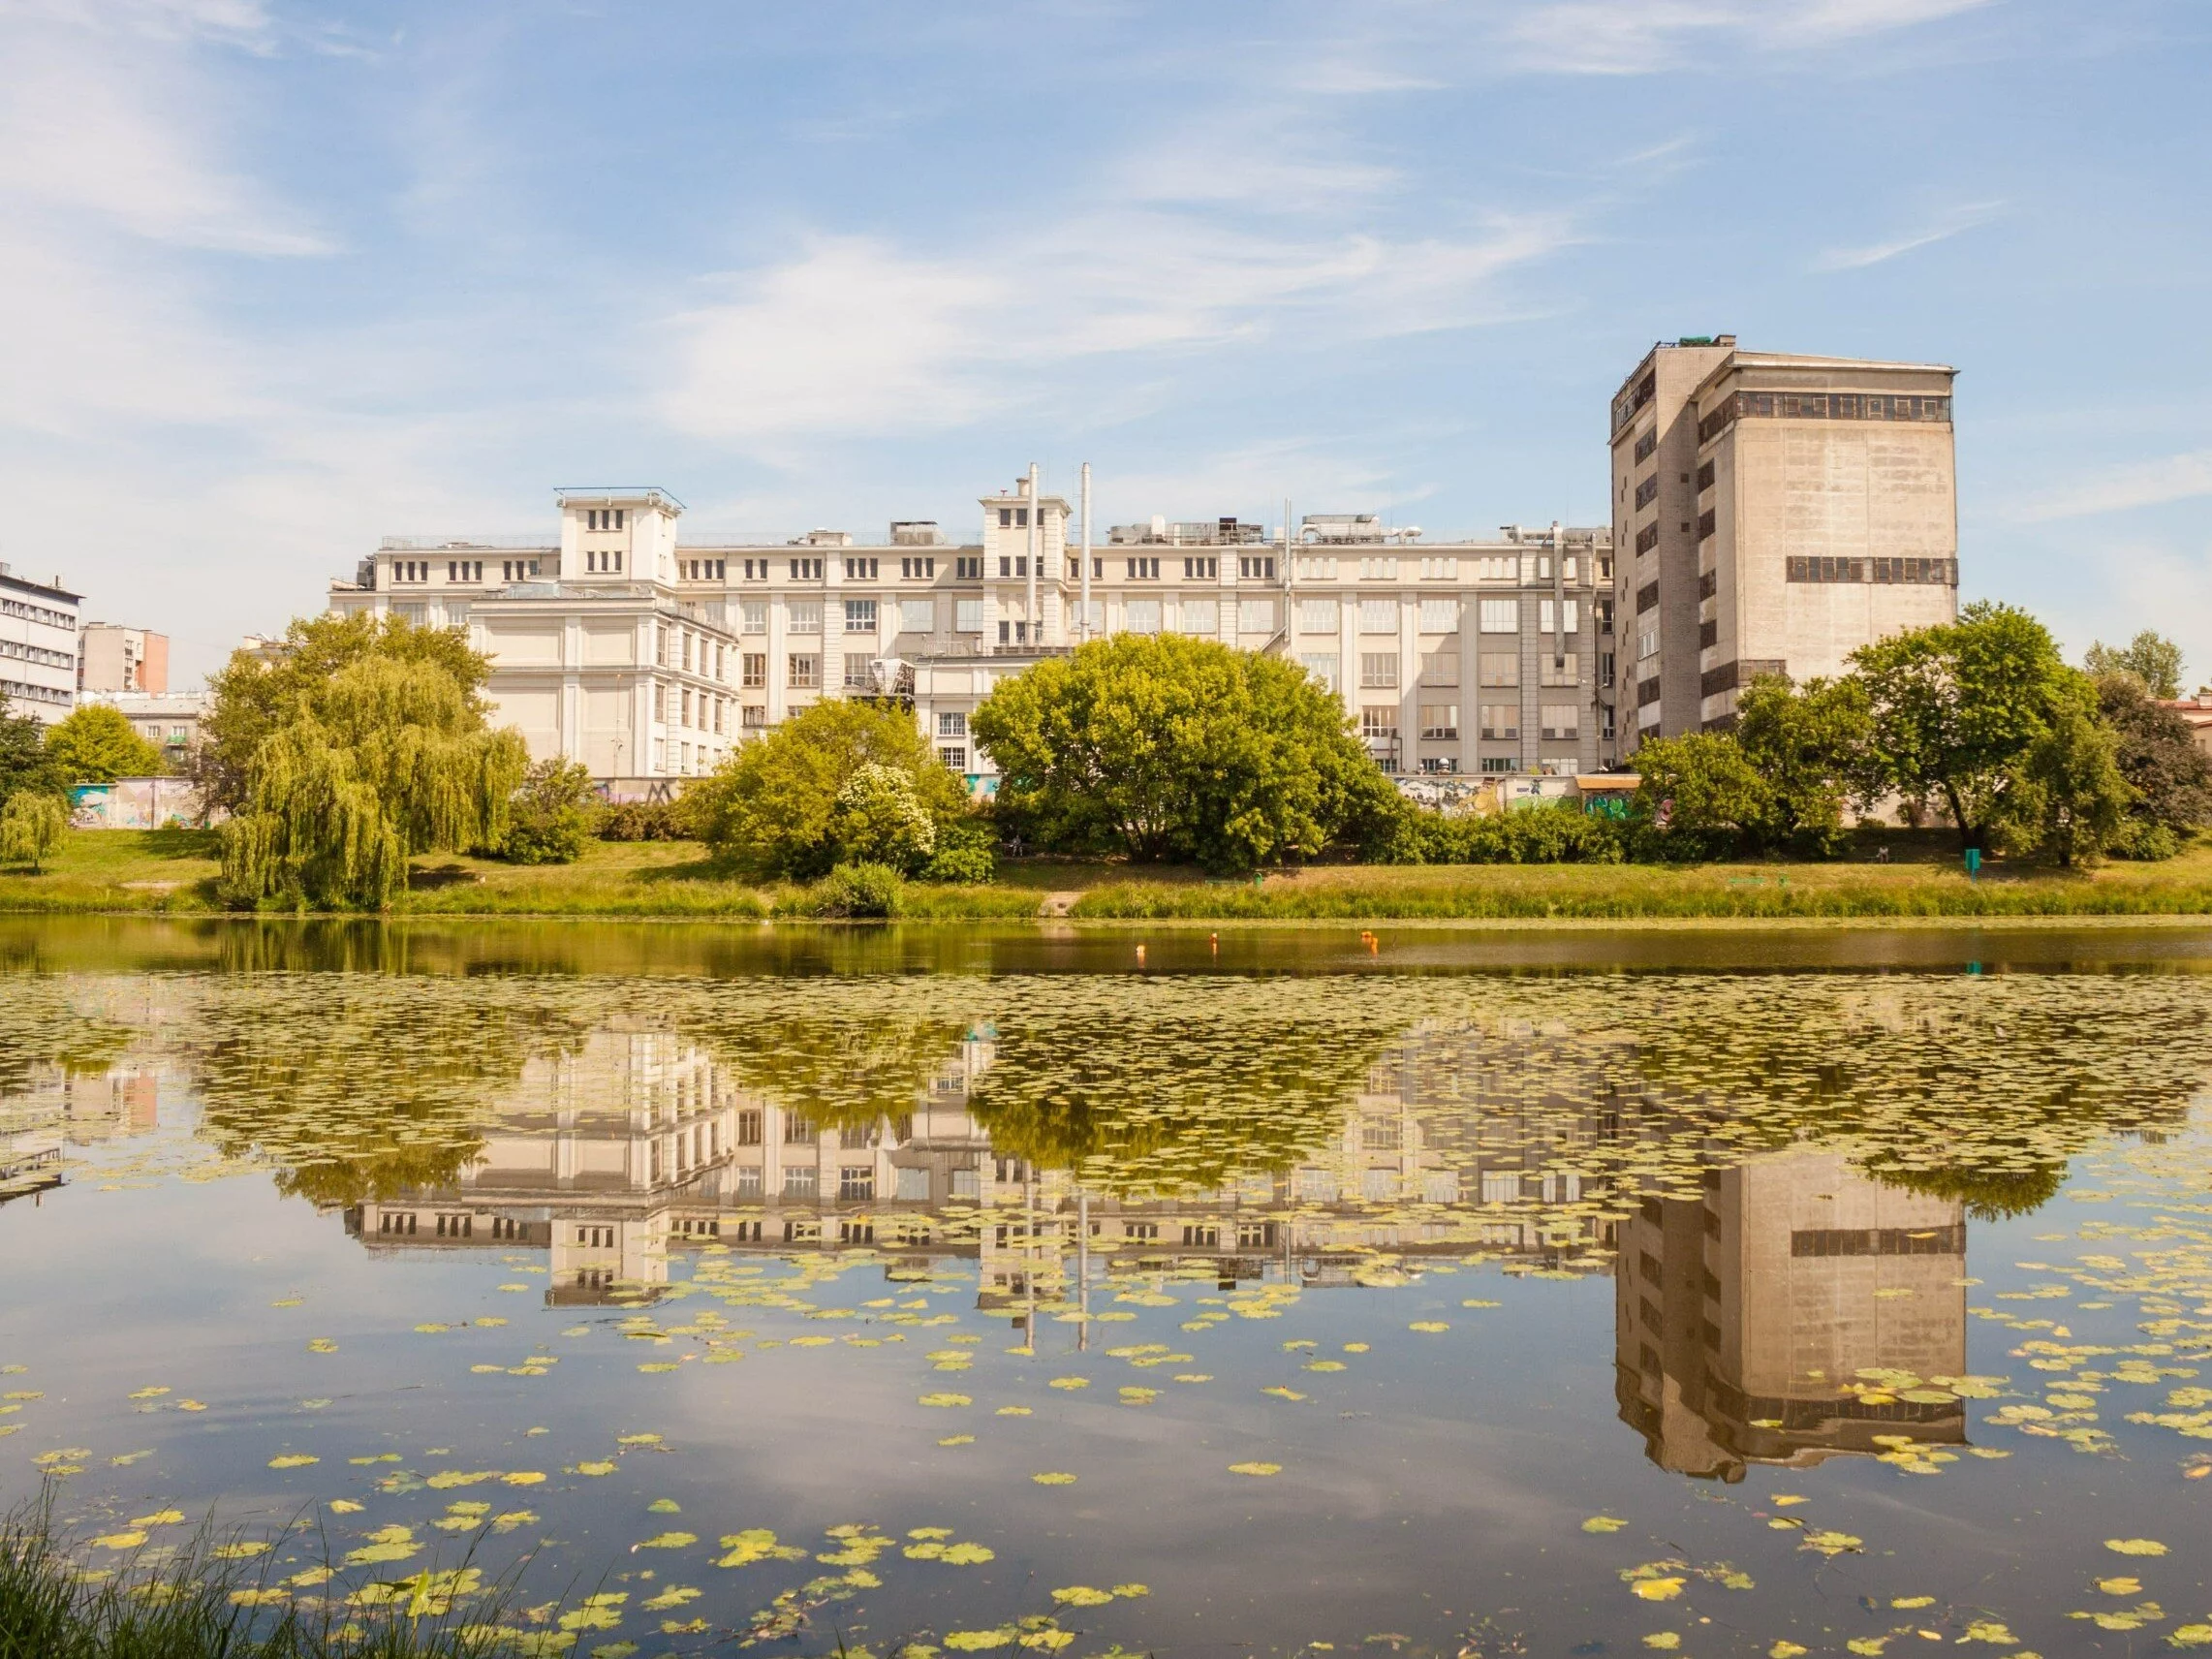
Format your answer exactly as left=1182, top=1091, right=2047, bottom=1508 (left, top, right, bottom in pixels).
left=42, top=703, right=166, bottom=785
left=687, top=699, right=970, bottom=879
left=919, top=815, right=999, bottom=883
left=0, top=709, right=64, bottom=808
left=2084, top=630, right=2184, bottom=699
left=970, top=634, right=1395, bottom=870
left=0, top=791, right=67, bottom=873
left=1629, top=731, right=1768, bottom=858
left=2094, top=672, right=2212, bottom=844
left=501, top=756, right=598, bottom=864
left=197, top=612, right=495, bottom=815
left=1851, top=602, right=2074, bottom=854
left=1732, top=673, right=1873, bottom=857
left=2000, top=687, right=2134, bottom=866
left=219, top=654, right=528, bottom=909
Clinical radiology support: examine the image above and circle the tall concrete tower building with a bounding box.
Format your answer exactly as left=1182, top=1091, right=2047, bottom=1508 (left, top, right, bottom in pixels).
left=1607, top=339, right=1958, bottom=746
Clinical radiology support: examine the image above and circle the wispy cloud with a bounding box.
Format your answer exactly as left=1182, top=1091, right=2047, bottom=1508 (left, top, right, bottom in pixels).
left=2016, top=450, right=2212, bottom=522
left=1499, top=0, right=1990, bottom=75
left=1812, top=200, right=2006, bottom=271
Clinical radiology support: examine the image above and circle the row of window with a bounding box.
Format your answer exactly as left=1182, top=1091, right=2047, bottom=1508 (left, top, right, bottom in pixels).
left=0, top=639, right=74, bottom=670
left=584, top=507, right=627, bottom=531
left=0, top=596, right=76, bottom=630
left=1785, top=556, right=1960, bottom=585
left=1698, top=390, right=1953, bottom=445
left=1, top=678, right=70, bottom=704
left=1294, top=651, right=1589, bottom=693
left=583, top=549, right=625, bottom=574
left=1355, top=704, right=1582, bottom=741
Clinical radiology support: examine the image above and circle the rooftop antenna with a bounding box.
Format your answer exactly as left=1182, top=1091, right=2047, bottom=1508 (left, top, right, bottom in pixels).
left=1079, top=463, right=1093, bottom=644
left=1026, top=461, right=1040, bottom=648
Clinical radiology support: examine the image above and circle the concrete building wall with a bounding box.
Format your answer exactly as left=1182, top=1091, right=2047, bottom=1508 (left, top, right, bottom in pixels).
left=79, top=624, right=170, bottom=694
left=1612, top=341, right=1959, bottom=745
left=1, top=566, right=81, bottom=725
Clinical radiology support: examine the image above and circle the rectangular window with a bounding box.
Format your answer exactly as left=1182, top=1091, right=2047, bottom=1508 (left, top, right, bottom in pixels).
left=1538, top=600, right=1580, bottom=633
left=953, top=599, right=983, bottom=633
left=1632, top=425, right=1658, bottom=463
left=1125, top=557, right=1160, bottom=579
left=1418, top=597, right=1459, bottom=634
left=937, top=711, right=967, bottom=737
left=1181, top=556, right=1218, bottom=579
left=955, top=555, right=983, bottom=579
left=739, top=600, right=767, bottom=635
left=740, top=653, right=766, bottom=688
left=1359, top=652, right=1400, bottom=689
left=1419, top=649, right=1459, bottom=687
left=1471, top=555, right=1515, bottom=582
left=900, top=598, right=935, bottom=633
left=1479, top=704, right=1519, bottom=740
left=788, top=654, right=819, bottom=688
left=839, top=1166, right=875, bottom=1202
left=1418, top=556, right=1458, bottom=580
left=1636, top=580, right=1660, bottom=614
left=1360, top=706, right=1398, bottom=739
left=1541, top=704, right=1579, bottom=740
left=1540, top=652, right=1579, bottom=688
left=782, top=1165, right=818, bottom=1199
left=939, top=746, right=967, bottom=771
left=1296, top=597, right=1340, bottom=634
left=1637, top=627, right=1659, bottom=661
left=1357, top=557, right=1399, bottom=579
left=1358, top=598, right=1398, bottom=634
left=1478, top=599, right=1518, bottom=634
left=788, top=557, right=823, bottom=579
left=1696, top=459, right=1715, bottom=491
left=1478, top=652, right=1518, bottom=688
left=787, top=600, right=822, bottom=635
left=1633, top=474, right=1659, bottom=509
left=1238, top=598, right=1277, bottom=634
left=1635, top=522, right=1661, bottom=555
left=1175, top=597, right=1218, bottom=635
left=844, top=599, right=878, bottom=634
left=1299, top=653, right=1339, bottom=692
left=1480, top=755, right=1516, bottom=774
left=1786, top=556, right=1870, bottom=583
left=1697, top=509, right=1716, bottom=541
left=1418, top=704, right=1459, bottom=740
left=1238, top=555, right=1276, bottom=579
left=842, top=653, right=872, bottom=689
left=741, top=704, right=766, bottom=729
left=1123, top=598, right=1161, bottom=634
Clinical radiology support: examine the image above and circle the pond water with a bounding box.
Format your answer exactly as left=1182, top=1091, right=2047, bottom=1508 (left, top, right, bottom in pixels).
left=5, top=919, right=2212, bottom=1658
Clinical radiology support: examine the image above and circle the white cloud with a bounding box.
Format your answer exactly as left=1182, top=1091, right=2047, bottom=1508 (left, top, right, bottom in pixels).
left=1812, top=200, right=2006, bottom=271
left=0, top=5, right=330, bottom=253
left=2015, top=450, right=2212, bottom=522
left=1499, top=0, right=1989, bottom=74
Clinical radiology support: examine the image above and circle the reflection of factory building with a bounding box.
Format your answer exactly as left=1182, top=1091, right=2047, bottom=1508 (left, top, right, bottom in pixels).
left=334, top=1019, right=1629, bottom=1314
left=1615, top=1149, right=1967, bottom=1479
left=344, top=1025, right=1001, bottom=1302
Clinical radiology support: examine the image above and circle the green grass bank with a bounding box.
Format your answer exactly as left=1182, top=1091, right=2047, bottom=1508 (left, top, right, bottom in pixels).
left=4, top=828, right=2212, bottom=923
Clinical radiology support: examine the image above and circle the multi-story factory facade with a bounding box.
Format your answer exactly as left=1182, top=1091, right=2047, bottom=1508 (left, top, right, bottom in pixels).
left=329, top=484, right=1618, bottom=789
left=1608, top=338, right=1959, bottom=744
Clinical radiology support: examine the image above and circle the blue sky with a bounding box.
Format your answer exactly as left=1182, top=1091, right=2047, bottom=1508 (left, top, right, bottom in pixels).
left=4, top=0, right=2208, bottom=685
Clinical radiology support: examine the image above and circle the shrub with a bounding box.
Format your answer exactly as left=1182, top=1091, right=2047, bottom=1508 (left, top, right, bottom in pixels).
left=919, top=815, right=999, bottom=884
left=500, top=757, right=597, bottom=864
left=809, top=861, right=904, bottom=918
left=1380, top=798, right=1626, bottom=865
left=595, top=798, right=689, bottom=841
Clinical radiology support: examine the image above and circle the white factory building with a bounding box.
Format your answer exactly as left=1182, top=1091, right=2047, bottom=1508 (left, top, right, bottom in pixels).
left=328, top=476, right=1620, bottom=797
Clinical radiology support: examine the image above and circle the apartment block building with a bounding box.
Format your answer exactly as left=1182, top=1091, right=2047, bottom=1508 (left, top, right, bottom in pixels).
left=330, top=480, right=1620, bottom=788
left=1, top=562, right=81, bottom=725
left=78, top=623, right=169, bottom=695
left=1609, top=339, right=1958, bottom=743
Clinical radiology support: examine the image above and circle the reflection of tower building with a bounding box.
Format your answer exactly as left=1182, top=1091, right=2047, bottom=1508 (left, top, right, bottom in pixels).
left=1616, top=1149, right=1967, bottom=1479
left=65, top=1069, right=159, bottom=1140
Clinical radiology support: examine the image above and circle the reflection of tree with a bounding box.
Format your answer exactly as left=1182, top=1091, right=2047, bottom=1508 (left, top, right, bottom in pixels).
left=182, top=980, right=588, bottom=1207
left=699, top=1013, right=971, bottom=1132
left=965, top=982, right=1399, bottom=1194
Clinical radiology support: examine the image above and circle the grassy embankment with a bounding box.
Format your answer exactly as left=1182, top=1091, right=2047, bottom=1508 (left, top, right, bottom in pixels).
left=0, top=1493, right=511, bottom=1659
left=5, top=827, right=2212, bottom=922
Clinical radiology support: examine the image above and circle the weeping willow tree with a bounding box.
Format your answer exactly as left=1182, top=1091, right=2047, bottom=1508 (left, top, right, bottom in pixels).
left=220, top=653, right=528, bottom=910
